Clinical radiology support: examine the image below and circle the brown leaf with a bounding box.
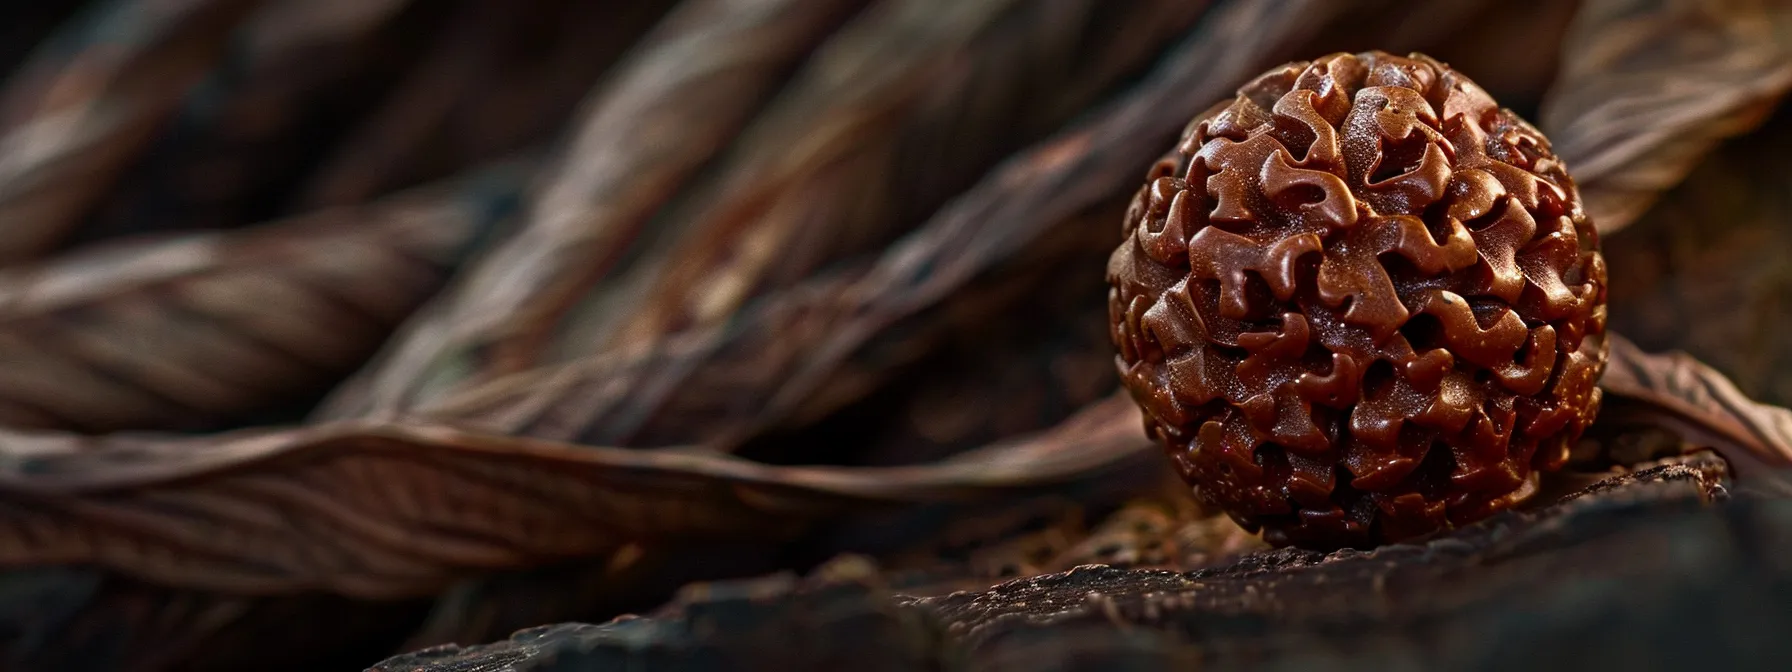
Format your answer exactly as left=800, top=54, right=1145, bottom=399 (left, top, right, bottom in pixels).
left=71, top=0, right=428, bottom=242
left=391, top=0, right=1362, bottom=448
left=0, top=5, right=82, bottom=77
left=1601, top=108, right=1792, bottom=407
left=0, top=162, right=527, bottom=432
left=1599, top=333, right=1792, bottom=494
left=313, top=0, right=876, bottom=421
left=324, top=0, right=1212, bottom=426
left=405, top=206, right=1115, bottom=448
left=1540, top=0, right=1792, bottom=234
left=0, top=0, right=262, bottom=264
left=0, top=394, right=1149, bottom=598
left=604, top=0, right=1212, bottom=350
left=296, top=0, right=679, bottom=208
left=765, top=245, right=1121, bottom=468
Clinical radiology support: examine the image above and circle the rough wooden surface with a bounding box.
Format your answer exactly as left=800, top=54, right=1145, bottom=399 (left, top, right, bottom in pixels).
left=372, top=453, right=1791, bottom=671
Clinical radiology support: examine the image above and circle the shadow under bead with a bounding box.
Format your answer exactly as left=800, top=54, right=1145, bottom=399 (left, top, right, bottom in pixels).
left=1107, top=51, right=1608, bottom=549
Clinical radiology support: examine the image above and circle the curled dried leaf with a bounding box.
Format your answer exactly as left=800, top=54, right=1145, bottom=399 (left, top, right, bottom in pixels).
left=606, top=0, right=1211, bottom=350
left=296, top=0, right=678, bottom=208
left=405, top=207, right=1115, bottom=448
left=72, top=0, right=423, bottom=242
left=0, top=163, right=526, bottom=432
left=1600, top=109, right=1792, bottom=408
left=0, top=0, right=261, bottom=264
left=1541, top=0, right=1792, bottom=234
left=0, top=395, right=1149, bottom=598
left=1599, top=333, right=1792, bottom=495
left=326, top=0, right=1212, bottom=426
left=314, top=0, right=875, bottom=421
left=374, top=0, right=1358, bottom=448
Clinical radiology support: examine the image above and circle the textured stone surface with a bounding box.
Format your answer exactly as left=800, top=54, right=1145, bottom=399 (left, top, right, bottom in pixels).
left=1107, top=51, right=1608, bottom=547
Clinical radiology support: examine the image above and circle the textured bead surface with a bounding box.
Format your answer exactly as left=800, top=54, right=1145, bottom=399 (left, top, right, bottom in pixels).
left=1107, top=51, right=1607, bottom=548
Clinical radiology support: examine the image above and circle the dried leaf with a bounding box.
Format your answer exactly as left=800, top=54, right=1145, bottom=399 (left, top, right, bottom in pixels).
left=0, top=0, right=262, bottom=264
left=0, top=162, right=526, bottom=432
left=314, top=0, right=876, bottom=420
left=326, top=0, right=1210, bottom=425
left=71, top=0, right=425, bottom=242
left=0, top=394, right=1148, bottom=597
left=297, top=0, right=678, bottom=207
left=1540, top=0, right=1792, bottom=234
left=1599, top=333, right=1792, bottom=494
left=604, top=0, right=1211, bottom=350
left=766, top=244, right=1120, bottom=468
left=394, top=0, right=1359, bottom=447
left=1601, top=109, right=1792, bottom=407
left=0, top=5, right=83, bottom=77
left=407, top=206, right=1115, bottom=448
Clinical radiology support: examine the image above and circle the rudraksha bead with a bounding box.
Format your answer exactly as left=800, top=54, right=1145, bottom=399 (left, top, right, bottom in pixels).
left=1108, top=51, right=1607, bottom=548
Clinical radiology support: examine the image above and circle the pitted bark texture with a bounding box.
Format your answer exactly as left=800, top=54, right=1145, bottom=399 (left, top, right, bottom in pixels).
left=1107, top=51, right=1608, bottom=548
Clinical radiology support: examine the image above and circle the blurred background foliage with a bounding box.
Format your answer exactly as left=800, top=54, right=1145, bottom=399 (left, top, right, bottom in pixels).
left=0, top=0, right=1785, bottom=669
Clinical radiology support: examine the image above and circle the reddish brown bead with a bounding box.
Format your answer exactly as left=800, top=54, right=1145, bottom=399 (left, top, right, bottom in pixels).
left=1107, top=51, right=1607, bottom=549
